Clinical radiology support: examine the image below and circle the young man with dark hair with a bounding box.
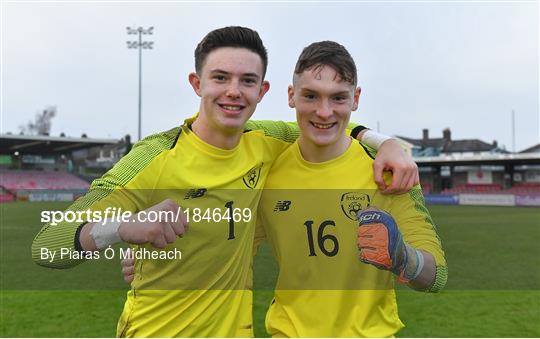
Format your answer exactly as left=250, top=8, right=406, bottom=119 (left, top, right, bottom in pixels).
left=256, top=40, right=447, bottom=337
left=33, top=27, right=419, bottom=337
left=195, top=26, right=269, bottom=78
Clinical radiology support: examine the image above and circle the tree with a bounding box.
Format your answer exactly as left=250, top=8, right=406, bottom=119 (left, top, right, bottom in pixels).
left=19, top=106, right=57, bottom=135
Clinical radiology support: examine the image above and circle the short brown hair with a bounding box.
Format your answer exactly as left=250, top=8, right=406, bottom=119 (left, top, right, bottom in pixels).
left=195, top=26, right=268, bottom=79
left=294, top=41, right=357, bottom=85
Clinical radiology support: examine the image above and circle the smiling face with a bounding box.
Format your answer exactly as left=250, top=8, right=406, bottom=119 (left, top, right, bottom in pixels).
left=289, top=64, right=360, bottom=158
left=189, top=47, right=269, bottom=143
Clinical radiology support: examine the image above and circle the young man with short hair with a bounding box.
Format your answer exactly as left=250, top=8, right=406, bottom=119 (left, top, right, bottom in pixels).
left=256, top=41, right=447, bottom=337
left=33, top=27, right=420, bottom=337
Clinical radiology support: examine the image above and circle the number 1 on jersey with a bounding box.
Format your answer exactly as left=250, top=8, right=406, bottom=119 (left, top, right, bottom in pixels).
left=225, top=201, right=235, bottom=240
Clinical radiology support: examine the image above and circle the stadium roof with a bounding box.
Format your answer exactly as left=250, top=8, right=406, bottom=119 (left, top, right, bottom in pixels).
left=519, top=143, right=540, bottom=154
left=414, top=152, right=540, bottom=166
left=0, top=134, right=119, bottom=155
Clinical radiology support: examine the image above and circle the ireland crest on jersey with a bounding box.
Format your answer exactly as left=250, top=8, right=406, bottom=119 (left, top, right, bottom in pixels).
left=340, top=192, right=371, bottom=220
left=243, top=164, right=262, bottom=189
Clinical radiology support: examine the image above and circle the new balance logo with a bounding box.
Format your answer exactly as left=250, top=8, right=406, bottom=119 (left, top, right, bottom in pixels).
left=184, top=188, right=207, bottom=199
left=274, top=200, right=291, bottom=212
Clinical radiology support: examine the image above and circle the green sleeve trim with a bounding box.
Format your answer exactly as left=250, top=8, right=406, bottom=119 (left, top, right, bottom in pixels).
left=361, top=143, right=378, bottom=159
left=427, top=265, right=448, bottom=293
left=406, top=188, right=447, bottom=293
left=245, top=120, right=300, bottom=143
left=246, top=120, right=365, bottom=144
left=409, top=187, right=440, bottom=236
left=31, top=127, right=180, bottom=269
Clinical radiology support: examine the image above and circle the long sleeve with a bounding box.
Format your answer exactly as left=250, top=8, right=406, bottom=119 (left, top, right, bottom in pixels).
left=31, top=127, right=180, bottom=268
left=374, top=186, right=448, bottom=292
left=245, top=120, right=301, bottom=143
left=246, top=120, right=360, bottom=143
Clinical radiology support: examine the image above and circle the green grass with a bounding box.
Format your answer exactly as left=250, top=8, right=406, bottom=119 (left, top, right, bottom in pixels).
left=1, top=202, right=539, bottom=337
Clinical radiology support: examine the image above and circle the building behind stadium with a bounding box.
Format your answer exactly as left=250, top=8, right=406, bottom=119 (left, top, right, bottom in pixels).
left=396, top=128, right=540, bottom=207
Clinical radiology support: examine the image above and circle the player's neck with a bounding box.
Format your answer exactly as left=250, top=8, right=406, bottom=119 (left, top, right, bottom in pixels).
left=298, top=135, right=351, bottom=163
left=191, top=116, right=242, bottom=150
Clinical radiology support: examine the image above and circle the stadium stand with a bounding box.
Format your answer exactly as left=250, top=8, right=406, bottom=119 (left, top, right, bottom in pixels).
left=420, top=182, right=432, bottom=194
left=0, top=170, right=89, bottom=190
left=1, top=130, right=538, bottom=205
left=0, top=187, right=15, bottom=202
left=0, top=134, right=129, bottom=202
left=503, top=182, right=540, bottom=194
left=402, top=128, right=540, bottom=207
left=441, top=184, right=503, bottom=194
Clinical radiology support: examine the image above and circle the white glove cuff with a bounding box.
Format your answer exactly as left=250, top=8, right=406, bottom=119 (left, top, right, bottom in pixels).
left=89, top=219, right=122, bottom=250
left=403, top=244, right=425, bottom=281
left=411, top=248, right=425, bottom=280
left=361, top=130, right=393, bottom=150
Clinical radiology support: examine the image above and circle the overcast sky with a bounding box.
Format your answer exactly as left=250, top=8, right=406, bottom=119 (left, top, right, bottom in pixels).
left=2, top=1, right=538, bottom=151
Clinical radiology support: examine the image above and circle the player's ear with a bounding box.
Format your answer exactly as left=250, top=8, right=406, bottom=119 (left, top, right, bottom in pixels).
left=257, top=80, right=270, bottom=102
left=287, top=85, right=296, bottom=108
left=188, top=72, right=202, bottom=97
left=352, top=86, right=361, bottom=111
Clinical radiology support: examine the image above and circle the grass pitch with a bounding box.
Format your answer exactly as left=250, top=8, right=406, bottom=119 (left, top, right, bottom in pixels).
left=1, top=202, right=539, bottom=337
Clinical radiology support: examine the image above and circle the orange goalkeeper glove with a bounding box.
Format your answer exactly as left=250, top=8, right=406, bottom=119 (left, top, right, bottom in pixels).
left=357, top=208, right=424, bottom=283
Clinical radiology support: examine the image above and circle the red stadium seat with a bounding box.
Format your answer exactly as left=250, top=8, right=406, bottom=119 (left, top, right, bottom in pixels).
left=0, top=170, right=89, bottom=190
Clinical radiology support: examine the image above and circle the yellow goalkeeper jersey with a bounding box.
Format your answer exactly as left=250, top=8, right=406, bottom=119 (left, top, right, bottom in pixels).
left=32, top=115, right=294, bottom=337
left=257, top=139, right=447, bottom=338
